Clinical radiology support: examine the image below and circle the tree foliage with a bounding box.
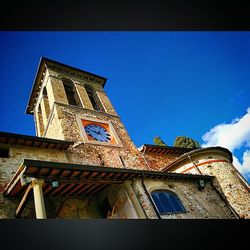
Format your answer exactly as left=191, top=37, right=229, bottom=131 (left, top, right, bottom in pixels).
left=153, top=136, right=167, bottom=146
left=173, top=136, right=201, bottom=149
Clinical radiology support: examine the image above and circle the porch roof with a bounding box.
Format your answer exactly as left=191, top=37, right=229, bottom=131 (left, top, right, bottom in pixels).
left=0, top=131, right=73, bottom=150
left=3, top=159, right=213, bottom=198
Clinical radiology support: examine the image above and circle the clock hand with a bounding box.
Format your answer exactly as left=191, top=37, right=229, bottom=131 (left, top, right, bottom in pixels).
left=88, top=129, right=99, bottom=134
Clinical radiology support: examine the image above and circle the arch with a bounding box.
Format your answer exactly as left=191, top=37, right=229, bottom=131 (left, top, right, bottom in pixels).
left=84, top=84, right=101, bottom=111
left=38, top=104, right=42, bottom=113
left=61, top=77, right=80, bottom=106
left=42, top=87, right=48, bottom=97
left=151, top=189, right=186, bottom=214
left=61, top=77, right=74, bottom=86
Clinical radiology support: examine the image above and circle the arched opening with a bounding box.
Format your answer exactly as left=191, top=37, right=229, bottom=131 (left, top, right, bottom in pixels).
left=85, top=84, right=101, bottom=111
left=42, top=87, right=48, bottom=97
left=38, top=104, right=42, bottom=113
left=151, top=190, right=186, bottom=214
left=37, top=103, right=45, bottom=136
left=62, top=78, right=80, bottom=107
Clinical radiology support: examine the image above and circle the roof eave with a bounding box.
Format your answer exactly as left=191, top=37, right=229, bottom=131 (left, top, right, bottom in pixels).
left=25, top=57, right=108, bottom=115
left=162, top=146, right=233, bottom=172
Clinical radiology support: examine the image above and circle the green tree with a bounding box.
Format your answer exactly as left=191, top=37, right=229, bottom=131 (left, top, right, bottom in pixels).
left=173, top=136, right=201, bottom=149
left=153, top=136, right=167, bottom=146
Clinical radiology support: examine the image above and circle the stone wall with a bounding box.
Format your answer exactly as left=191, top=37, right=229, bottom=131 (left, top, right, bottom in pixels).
left=54, top=104, right=148, bottom=170
left=143, top=152, right=179, bottom=171
left=132, top=178, right=236, bottom=219
left=56, top=197, right=102, bottom=219
left=0, top=194, right=102, bottom=219
left=198, top=162, right=250, bottom=219
left=0, top=144, right=69, bottom=191
left=0, top=143, right=65, bottom=218
left=169, top=152, right=250, bottom=219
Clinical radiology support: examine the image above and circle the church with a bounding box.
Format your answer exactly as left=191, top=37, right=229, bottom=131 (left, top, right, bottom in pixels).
left=0, top=57, right=249, bottom=219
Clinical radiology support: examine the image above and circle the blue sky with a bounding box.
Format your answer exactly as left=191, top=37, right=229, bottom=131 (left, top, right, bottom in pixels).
left=0, top=32, right=250, bottom=181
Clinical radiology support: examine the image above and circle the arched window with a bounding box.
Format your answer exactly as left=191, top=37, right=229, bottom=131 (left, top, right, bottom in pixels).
left=62, top=78, right=80, bottom=106
left=151, top=190, right=186, bottom=214
left=85, top=85, right=100, bottom=111
left=38, top=104, right=42, bottom=113
left=43, top=87, right=48, bottom=97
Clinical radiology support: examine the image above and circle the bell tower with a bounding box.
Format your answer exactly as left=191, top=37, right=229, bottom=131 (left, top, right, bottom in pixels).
left=26, top=57, right=147, bottom=170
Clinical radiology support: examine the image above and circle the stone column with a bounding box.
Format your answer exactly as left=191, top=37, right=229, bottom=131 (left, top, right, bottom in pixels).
left=96, top=91, right=117, bottom=116
left=32, top=179, right=47, bottom=219
left=123, top=181, right=146, bottom=219
left=40, top=96, right=51, bottom=124
left=34, top=111, right=44, bottom=137
left=75, top=84, right=94, bottom=109
left=46, top=76, right=68, bottom=107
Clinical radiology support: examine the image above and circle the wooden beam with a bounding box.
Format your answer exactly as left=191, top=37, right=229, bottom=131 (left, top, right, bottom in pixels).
left=113, top=173, right=123, bottom=179
left=88, top=172, right=99, bottom=178
left=3, top=164, right=26, bottom=195
left=50, top=183, right=67, bottom=196
left=66, top=183, right=84, bottom=196
left=48, top=143, right=56, bottom=149
left=39, top=168, right=50, bottom=176
left=43, top=184, right=54, bottom=196
left=76, top=184, right=93, bottom=195
left=9, top=182, right=23, bottom=196
left=26, top=175, right=124, bottom=185
left=80, top=171, right=91, bottom=178
left=61, top=170, right=72, bottom=177
left=60, top=183, right=76, bottom=196
left=71, top=171, right=82, bottom=178
left=15, top=183, right=33, bottom=218
left=5, top=168, right=26, bottom=196
left=91, top=184, right=109, bottom=195
left=84, top=184, right=102, bottom=195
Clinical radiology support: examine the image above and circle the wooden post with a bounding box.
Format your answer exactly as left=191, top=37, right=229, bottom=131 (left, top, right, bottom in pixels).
left=15, top=183, right=33, bottom=218
left=32, top=179, right=47, bottom=219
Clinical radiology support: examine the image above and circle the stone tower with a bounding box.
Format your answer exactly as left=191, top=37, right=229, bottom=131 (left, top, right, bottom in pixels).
left=26, top=57, right=147, bottom=170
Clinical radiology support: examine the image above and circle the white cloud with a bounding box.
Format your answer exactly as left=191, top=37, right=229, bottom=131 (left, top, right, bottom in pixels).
left=202, top=108, right=250, bottom=151
left=201, top=108, right=250, bottom=179
left=233, top=151, right=250, bottom=178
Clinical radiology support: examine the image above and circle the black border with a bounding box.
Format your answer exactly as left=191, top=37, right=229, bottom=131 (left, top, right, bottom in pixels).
left=0, top=1, right=249, bottom=250
left=0, top=1, right=250, bottom=30
left=0, top=219, right=248, bottom=250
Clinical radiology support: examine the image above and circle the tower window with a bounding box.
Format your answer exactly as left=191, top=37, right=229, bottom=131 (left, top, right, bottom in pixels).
left=151, top=190, right=186, bottom=214
left=62, top=78, right=80, bottom=107
left=38, top=104, right=42, bottom=113
left=85, top=85, right=101, bottom=111
left=43, top=87, right=48, bottom=97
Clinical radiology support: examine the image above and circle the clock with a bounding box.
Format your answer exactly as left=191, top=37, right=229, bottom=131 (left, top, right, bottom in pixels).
left=84, top=124, right=111, bottom=142
left=78, top=118, right=123, bottom=147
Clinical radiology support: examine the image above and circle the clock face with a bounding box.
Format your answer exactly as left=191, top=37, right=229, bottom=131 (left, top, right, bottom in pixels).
left=84, top=124, right=111, bottom=142
left=79, top=118, right=122, bottom=146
